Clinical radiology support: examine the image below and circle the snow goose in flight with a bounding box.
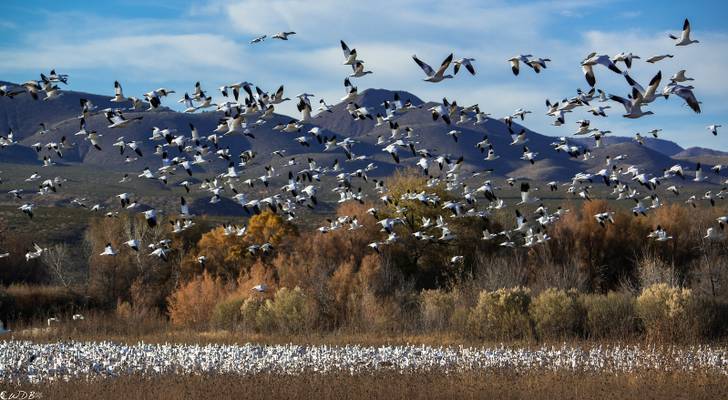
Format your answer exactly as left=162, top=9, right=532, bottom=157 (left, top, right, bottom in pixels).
left=271, top=31, right=296, bottom=40
left=507, top=54, right=532, bottom=75
left=609, top=90, right=654, bottom=118
left=527, top=57, right=550, bottom=73
left=252, top=284, right=268, bottom=293
left=349, top=61, right=372, bottom=78
left=269, top=85, right=290, bottom=104
left=25, top=243, right=45, bottom=261
left=144, top=88, right=175, bottom=110
left=664, top=83, right=701, bottom=113
left=453, top=58, right=476, bottom=75
left=19, top=203, right=34, bottom=219
left=412, top=53, right=454, bottom=82
left=110, top=81, right=127, bottom=103
left=510, top=128, right=528, bottom=145
left=484, top=145, right=500, bottom=161
left=179, top=93, right=197, bottom=113
left=707, top=124, right=721, bottom=136
left=670, top=70, right=694, bottom=83
left=518, top=182, right=539, bottom=204
left=0, top=85, right=24, bottom=99
left=105, top=110, right=143, bottom=128
left=594, top=211, right=615, bottom=227
left=250, top=34, right=266, bottom=44
left=219, top=82, right=252, bottom=101
left=624, top=70, right=662, bottom=104
left=705, top=227, right=725, bottom=241
left=340, top=40, right=360, bottom=65
left=143, top=209, right=158, bottom=227
left=340, top=78, right=358, bottom=102
left=520, top=146, right=538, bottom=164
left=612, top=52, right=640, bottom=68
left=588, top=105, right=610, bottom=117
left=47, top=69, right=68, bottom=84
left=646, top=54, right=673, bottom=63
left=669, top=18, right=699, bottom=46
left=718, top=215, right=728, bottom=230
left=581, top=53, right=622, bottom=87
left=648, top=226, right=673, bottom=241
left=646, top=128, right=662, bottom=138
left=99, top=243, right=117, bottom=256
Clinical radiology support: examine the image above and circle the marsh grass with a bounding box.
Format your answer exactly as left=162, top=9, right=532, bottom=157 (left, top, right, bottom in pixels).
left=4, top=370, right=726, bottom=400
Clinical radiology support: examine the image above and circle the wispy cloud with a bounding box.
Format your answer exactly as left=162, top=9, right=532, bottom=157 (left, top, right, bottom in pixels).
left=0, top=0, right=725, bottom=149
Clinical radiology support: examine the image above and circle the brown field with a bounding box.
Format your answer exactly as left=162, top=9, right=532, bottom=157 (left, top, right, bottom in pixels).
left=1, top=370, right=725, bottom=400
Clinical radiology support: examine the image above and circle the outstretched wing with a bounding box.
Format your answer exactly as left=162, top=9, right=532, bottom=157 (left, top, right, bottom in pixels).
left=412, top=55, right=435, bottom=77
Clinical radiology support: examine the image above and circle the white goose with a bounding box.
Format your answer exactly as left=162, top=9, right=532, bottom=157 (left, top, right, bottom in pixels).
left=412, top=53, right=454, bottom=82
left=669, top=18, right=699, bottom=46
left=707, top=125, right=721, bottom=136
left=581, top=53, right=622, bottom=86
left=453, top=58, right=476, bottom=75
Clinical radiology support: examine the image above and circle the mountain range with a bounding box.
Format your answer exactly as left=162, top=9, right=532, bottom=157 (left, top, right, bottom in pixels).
left=1, top=81, right=727, bottom=182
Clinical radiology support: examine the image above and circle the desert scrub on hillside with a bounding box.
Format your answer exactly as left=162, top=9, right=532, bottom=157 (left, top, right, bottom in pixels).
left=467, top=287, right=532, bottom=340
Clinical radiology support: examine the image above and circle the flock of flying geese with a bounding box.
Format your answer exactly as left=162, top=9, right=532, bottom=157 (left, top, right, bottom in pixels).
left=0, top=18, right=726, bottom=276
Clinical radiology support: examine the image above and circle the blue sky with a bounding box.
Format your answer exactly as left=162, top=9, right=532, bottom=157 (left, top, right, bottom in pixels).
left=1, top=0, right=727, bottom=150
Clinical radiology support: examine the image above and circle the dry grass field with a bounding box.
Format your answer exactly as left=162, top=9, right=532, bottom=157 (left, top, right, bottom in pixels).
left=1, top=370, right=725, bottom=400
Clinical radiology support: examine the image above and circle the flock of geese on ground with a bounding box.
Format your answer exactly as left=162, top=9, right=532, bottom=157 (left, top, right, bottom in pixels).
left=2, top=341, right=726, bottom=383
left=0, top=18, right=726, bottom=279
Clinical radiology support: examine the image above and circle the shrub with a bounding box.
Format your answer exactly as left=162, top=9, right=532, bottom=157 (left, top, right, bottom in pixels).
left=211, top=294, right=247, bottom=330
left=529, top=289, right=582, bottom=339
left=467, top=287, right=532, bottom=340
left=636, top=283, right=696, bottom=341
left=691, top=296, right=728, bottom=339
left=260, top=287, right=316, bottom=334
left=1, top=284, right=84, bottom=322
left=239, top=297, right=264, bottom=332
left=420, top=289, right=457, bottom=332
left=167, top=271, right=227, bottom=329
left=580, top=292, right=638, bottom=339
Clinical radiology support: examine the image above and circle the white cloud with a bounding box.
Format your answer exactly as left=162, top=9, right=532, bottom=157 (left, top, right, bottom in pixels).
left=0, top=0, right=725, bottom=150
